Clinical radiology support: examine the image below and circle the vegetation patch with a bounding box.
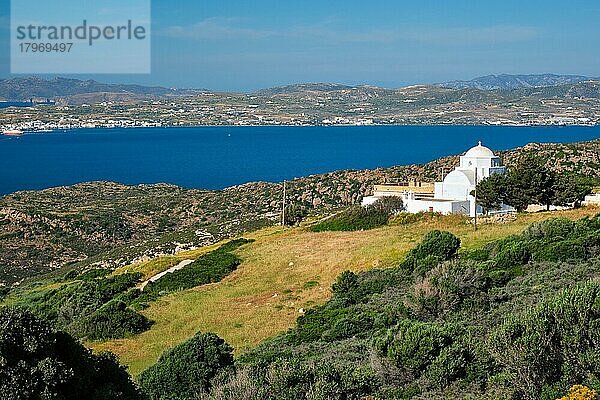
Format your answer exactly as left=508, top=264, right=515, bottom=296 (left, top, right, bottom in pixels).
left=0, top=307, right=145, bottom=399
left=135, top=238, right=254, bottom=304
left=187, top=214, right=600, bottom=399
left=311, top=197, right=404, bottom=232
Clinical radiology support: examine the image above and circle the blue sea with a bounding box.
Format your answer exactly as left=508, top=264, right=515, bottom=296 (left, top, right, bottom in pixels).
left=1, top=125, right=599, bottom=196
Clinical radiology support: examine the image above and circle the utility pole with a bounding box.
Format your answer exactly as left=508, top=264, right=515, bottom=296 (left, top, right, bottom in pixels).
left=474, top=168, right=478, bottom=231
left=281, top=181, right=287, bottom=229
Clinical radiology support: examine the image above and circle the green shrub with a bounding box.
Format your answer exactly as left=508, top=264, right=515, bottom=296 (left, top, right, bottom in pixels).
left=311, top=202, right=395, bottom=232
left=462, top=247, right=491, bottom=262
left=139, top=332, right=234, bottom=400
left=0, top=307, right=144, bottom=399
left=211, top=358, right=379, bottom=400
left=525, top=218, right=578, bottom=241
left=371, top=196, right=405, bottom=215
left=532, top=239, right=588, bottom=262
left=62, top=270, right=79, bottom=281
left=284, top=204, right=309, bottom=226
left=293, top=308, right=350, bottom=343
left=488, top=281, right=600, bottom=399
left=377, top=320, right=459, bottom=375
left=403, top=231, right=461, bottom=273
left=494, top=243, right=531, bottom=269
left=391, top=211, right=427, bottom=225
left=321, top=312, right=376, bottom=342
left=331, top=270, right=360, bottom=302
left=424, top=344, right=470, bottom=389
left=33, top=272, right=142, bottom=325
left=75, top=300, right=153, bottom=340
left=76, top=268, right=113, bottom=281
left=331, top=268, right=404, bottom=307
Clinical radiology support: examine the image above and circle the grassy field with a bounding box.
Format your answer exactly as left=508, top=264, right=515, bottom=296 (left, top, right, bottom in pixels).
left=92, top=207, right=600, bottom=376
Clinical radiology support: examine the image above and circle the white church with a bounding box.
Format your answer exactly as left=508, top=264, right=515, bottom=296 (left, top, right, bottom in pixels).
left=362, top=142, right=511, bottom=217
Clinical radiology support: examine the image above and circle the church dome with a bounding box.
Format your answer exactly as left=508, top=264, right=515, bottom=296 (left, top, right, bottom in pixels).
left=464, top=141, right=495, bottom=158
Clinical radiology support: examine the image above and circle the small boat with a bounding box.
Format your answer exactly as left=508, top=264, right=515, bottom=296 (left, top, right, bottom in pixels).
left=3, top=129, right=24, bottom=136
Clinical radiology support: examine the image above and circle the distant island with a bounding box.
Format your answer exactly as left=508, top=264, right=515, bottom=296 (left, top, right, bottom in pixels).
left=1, top=74, right=600, bottom=131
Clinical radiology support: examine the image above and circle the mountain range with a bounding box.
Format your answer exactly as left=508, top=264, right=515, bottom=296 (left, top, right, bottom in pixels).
left=0, top=74, right=597, bottom=101
left=0, top=76, right=205, bottom=101
left=438, top=73, right=593, bottom=90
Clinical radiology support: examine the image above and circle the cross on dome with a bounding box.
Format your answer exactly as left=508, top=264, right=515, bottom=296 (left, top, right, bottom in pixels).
left=464, top=141, right=495, bottom=158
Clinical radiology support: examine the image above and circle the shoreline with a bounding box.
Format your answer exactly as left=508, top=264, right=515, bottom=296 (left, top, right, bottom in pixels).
left=5, top=121, right=600, bottom=134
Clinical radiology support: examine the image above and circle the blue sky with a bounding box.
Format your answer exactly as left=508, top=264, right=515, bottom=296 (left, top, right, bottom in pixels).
left=1, top=0, right=599, bottom=91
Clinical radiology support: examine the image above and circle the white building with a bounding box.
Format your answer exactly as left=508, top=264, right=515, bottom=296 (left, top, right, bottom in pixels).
left=362, top=142, right=510, bottom=217
left=583, top=189, right=600, bottom=206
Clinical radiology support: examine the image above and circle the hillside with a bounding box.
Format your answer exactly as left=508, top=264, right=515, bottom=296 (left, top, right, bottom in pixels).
left=2, top=168, right=600, bottom=398
left=3, top=79, right=600, bottom=126
left=0, top=76, right=205, bottom=102
left=84, top=207, right=599, bottom=377
left=252, top=83, right=356, bottom=96
left=440, top=73, right=592, bottom=90
left=1, top=139, right=599, bottom=286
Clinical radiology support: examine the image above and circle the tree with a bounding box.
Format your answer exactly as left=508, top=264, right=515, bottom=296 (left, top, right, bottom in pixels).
left=507, top=155, right=557, bottom=211
left=139, top=332, right=234, bottom=400
left=478, top=155, right=590, bottom=213
left=0, top=307, right=144, bottom=400
left=552, top=174, right=595, bottom=207
left=372, top=196, right=405, bottom=215
left=284, top=204, right=309, bottom=226
left=475, top=173, right=509, bottom=214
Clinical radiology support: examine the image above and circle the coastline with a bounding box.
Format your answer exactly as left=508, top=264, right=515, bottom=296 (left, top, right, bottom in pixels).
left=4, top=121, right=600, bottom=135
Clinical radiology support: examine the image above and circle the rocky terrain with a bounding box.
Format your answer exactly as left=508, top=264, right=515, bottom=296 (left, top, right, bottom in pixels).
left=1, top=139, right=599, bottom=286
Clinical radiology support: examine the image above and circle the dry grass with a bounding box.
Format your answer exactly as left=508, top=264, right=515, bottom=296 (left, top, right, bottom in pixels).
left=91, top=206, right=600, bottom=376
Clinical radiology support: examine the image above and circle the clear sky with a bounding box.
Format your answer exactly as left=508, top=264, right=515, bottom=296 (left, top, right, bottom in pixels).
left=1, top=0, right=599, bottom=91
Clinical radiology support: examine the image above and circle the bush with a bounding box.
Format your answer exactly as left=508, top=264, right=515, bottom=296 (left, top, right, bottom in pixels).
left=376, top=320, right=491, bottom=391
left=488, top=282, right=600, bottom=400
left=390, top=211, right=427, bottom=225
left=331, top=269, right=404, bottom=307
left=403, top=231, right=461, bottom=273
left=311, top=198, right=403, bottom=232
left=533, top=239, right=588, bottom=262
left=208, top=358, right=379, bottom=400
left=139, top=332, right=234, bottom=400
left=0, top=307, right=144, bottom=399
left=76, top=268, right=113, bottom=281
left=525, top=218, right=578, bottom=241
left=557, top=385, right=599, bottom=400
left=494, top=243, right=531, bottom=269
left=331, top=270, right=360, bottom=302
left=292, top=308, right=350, bottom=343
left=32, top=272, right=143, bottom=330
left=409, top=260, right=490, bottom=318
left=371, top=196, right=405, bottom=215
left=321, top=312, right=376, bottom=342
left=75, top=300, right=153, bottom=340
